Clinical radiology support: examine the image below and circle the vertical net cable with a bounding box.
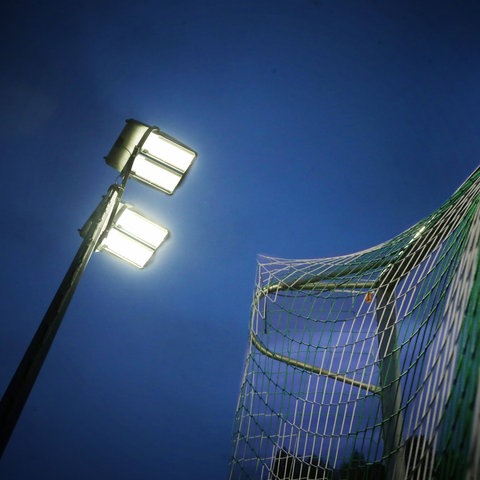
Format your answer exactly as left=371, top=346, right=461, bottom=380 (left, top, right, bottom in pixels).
left=230, top=167, right=480, bottom=480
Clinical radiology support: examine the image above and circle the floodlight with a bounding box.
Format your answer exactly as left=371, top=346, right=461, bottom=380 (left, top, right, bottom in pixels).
left=105, top=119, right=197, bottom=194
left=98, top=204, right=169, bottom=268
left=130, top=153, right=184, bottom=194
left=0, top=117, right=196, bottom=459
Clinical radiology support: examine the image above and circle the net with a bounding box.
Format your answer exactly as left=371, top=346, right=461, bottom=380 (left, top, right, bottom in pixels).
left=229, top=167, right=480, bottom=480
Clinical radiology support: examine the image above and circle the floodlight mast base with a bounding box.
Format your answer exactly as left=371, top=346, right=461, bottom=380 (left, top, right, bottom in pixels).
left=0, top=184, right=122, bottom=459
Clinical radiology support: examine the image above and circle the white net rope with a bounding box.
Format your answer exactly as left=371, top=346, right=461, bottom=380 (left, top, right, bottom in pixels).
left=230, top=168, right=480, bottom=480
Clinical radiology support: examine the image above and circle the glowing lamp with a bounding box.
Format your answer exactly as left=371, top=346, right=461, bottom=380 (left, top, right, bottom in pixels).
left=105, top=119, right=197, bottom=194
left=98, top=204, right=169, bottom=268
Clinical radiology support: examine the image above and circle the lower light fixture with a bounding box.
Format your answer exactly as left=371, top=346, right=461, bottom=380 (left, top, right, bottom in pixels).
left=98, top=203, right=169, bottom=268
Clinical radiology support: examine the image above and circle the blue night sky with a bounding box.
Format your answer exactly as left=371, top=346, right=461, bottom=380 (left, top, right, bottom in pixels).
left=0, top=1, right=479, bottom=479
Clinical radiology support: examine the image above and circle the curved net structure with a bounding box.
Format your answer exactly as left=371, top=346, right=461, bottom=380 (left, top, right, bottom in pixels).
left=229, top=167, right=480, bottom=480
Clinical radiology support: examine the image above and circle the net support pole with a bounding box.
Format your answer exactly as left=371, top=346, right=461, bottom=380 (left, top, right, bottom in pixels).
left=376, top=284, right=405, bottom=480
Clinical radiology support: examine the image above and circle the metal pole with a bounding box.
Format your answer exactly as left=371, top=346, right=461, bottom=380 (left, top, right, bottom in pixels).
left=375, top=284, right=405, bottom=480
left=0, top=184, right=122, bottom=459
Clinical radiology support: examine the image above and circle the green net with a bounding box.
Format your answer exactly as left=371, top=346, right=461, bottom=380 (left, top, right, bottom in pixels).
left=229, top=167, right=480, bottom=480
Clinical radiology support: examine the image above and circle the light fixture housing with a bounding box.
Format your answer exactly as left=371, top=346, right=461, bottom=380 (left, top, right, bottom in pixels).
left=105, top=119, right=197, bottom=194
left=97, top=204, right=169, bottom=268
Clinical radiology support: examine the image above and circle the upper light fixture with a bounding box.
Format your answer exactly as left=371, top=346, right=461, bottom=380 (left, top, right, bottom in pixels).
left=105, top=119, right=197, bottom=194
left=97, top=203, right=169, bottom=268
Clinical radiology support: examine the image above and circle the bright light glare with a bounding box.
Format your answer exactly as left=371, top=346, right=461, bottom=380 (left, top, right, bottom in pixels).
left=132, top=154, right=182, bottom=194
left=105, top=119, right=197, bottom=193
left=98, top=205, right=169, bottom=268
left=101, top=229, right=155, bottom=269
left=115, top=208, right=169, bottom=248
left=142, top=132, right=196, bottom=173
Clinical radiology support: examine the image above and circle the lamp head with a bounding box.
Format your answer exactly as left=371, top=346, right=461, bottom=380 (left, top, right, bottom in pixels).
left=105, top=119, right=197, bottom=194
left=97, top=203, right=169, bottom=268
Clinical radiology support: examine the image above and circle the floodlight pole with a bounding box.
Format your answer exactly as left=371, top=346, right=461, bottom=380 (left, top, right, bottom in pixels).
left=0, top=184, right=123, bottom=459
left=0, top=123, right=149, bottom=459
left=0, top=120, right=194, bottom=459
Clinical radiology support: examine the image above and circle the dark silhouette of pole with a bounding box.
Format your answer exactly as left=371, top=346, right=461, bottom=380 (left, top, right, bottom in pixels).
left=0, top=185, right=121, bottom=459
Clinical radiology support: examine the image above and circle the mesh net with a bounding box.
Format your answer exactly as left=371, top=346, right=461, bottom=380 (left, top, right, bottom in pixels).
left=229, top=167, right=480, bottom=480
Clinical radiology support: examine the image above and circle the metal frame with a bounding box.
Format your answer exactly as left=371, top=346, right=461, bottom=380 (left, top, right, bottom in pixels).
left=249, top=167, right=480, bottom=479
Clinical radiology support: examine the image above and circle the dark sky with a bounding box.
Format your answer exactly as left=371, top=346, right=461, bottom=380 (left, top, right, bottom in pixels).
left=0, top=1, right=479, bottom=479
